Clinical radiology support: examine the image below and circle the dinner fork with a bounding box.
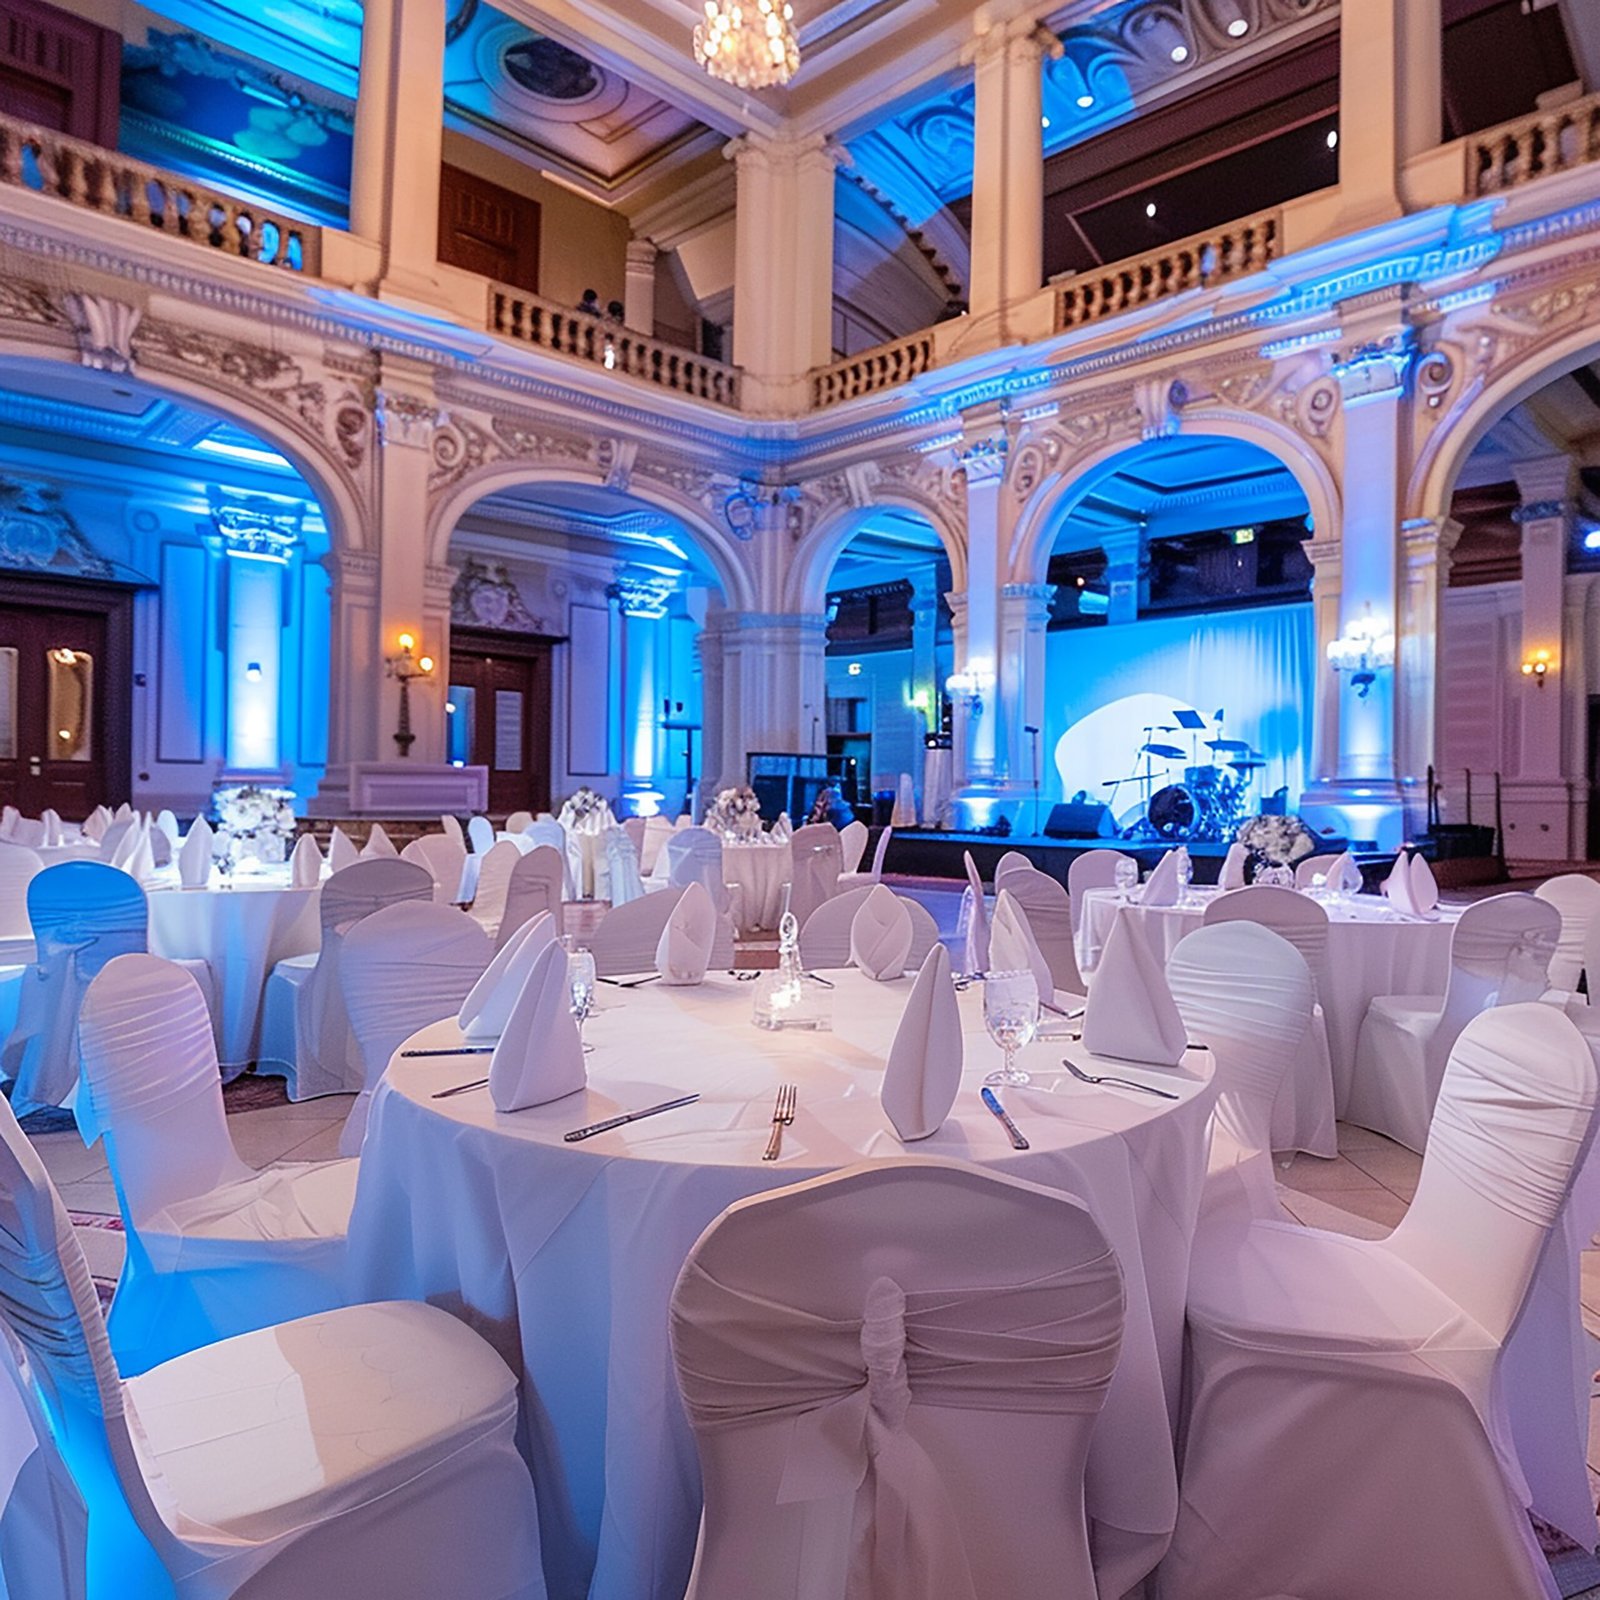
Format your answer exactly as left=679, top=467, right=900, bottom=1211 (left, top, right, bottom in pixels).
left=1061, top=1058, right=1179, bottom=1099
left=762, top=1082, right=797, bottom=1161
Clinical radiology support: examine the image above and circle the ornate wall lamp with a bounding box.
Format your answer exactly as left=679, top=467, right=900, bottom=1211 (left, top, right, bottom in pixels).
left=945, top=666, right=988, bottom=718
left=1326, top=604, right=1395, bottom=699
left=1520, top=648, right=1554, bottom=689
left=386, top=631, right=434, bottom=757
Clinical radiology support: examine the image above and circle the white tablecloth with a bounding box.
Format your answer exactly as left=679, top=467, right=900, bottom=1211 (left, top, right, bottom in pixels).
left=348, top=970, right=1216, bottom=1600
left=147, top=872, right=320, bottom=1068
left=1078, top=886, right=1458, bottom=1114
left=721, top=839, right=791, bottom=933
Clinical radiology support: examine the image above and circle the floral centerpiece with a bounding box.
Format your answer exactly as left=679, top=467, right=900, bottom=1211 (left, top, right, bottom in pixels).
left=211, top=783, right=296, bottom=866
left=708, top=783, right=762, bottom=839
left=559, top=786, right=609, bottom=829
left=1236, top=812, right=1315, bottom=869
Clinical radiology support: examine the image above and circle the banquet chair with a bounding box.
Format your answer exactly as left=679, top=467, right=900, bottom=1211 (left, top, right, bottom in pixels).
left=1534, top=873, right=1600, bottom=993
left=466, top=839, right=522, bottom=940
left=8, top=816, right=45, bottom=848
left=0, top=841, right=41, bottom=962
left=1066, top=849, right=1133, bottom=934
left=258, top=858, right=433, bottom=1100
left=588, top=885, right=735, bottom=977
left=998, top=867, right=1085, bottom=996
left=0, top=1091, right=543, bottom=1600
left=1160, top=1003, right=1596, bottom=1600
left=95, top=817, right=135, bottom=863
left=621, top=814, right=646, bottom=855
left=783, top=823, right=843, bottom=931
left=601, top=826, right=646, bottom=908
left=524, top=817, right=576, bottom=898
left=505, top=809, right=534, bottom=835
left=400, top=832, right=468, bottom=905
left=664, top=827, right=733, bottom=916
left=1292, top=850, right=1344, bottom=889
left=467, top=814, right=495, bottom=855
left=338, top=903, right=492, bottom=1155
left=2, top=863, right=214, bottom=1117
left=670, top=1160, right=1124, bottom=1600
left=440, top=812, right=466, bottom=849
left=1347, top=891, right=1561, bottom=1152
left=993, top=849, right=1033, bottom=891
left=1166, top=922, right=1315, bottom=1225
left=640, top=813, right=673, bottom=874
left=496, top=845, right=566, bottom=951
left=796, top=885, right=940, bottom=972
left=79, top=956, right=359, bottom=1373
left=837, top=818, right=869, bottom=877
left=1201, top=886, right=1337, bottom=1159
left=837, top=825, right=894, bottom=890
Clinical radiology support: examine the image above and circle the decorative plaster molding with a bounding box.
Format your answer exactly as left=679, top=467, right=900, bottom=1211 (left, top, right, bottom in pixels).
left=0, top=477, right=114, bottom=578
left=207, top=489, right=305, bottom=559
left=1512, top=499, right=1574, bottom=524
left=63, top=293, right=141, bottom=374
left=450, top=555, right=548, bottom=632
left=607, top=565, right=677, bottom=619
left=375, top=389, right=440, bottom=450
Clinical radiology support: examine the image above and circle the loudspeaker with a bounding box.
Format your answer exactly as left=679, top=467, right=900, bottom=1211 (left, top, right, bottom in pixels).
left=1044, top=802, right=1109, bottom=839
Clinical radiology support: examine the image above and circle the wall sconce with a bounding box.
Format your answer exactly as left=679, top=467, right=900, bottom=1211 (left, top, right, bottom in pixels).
left=385, top=631, right=435, bottom=757
left=244, top=662, right=263, bottom=683
left=1326, top=603, right=1395, bottom=699
left=1521, top=648, right=1553, bottom=688
left=945, top=667, right=988, bottom=717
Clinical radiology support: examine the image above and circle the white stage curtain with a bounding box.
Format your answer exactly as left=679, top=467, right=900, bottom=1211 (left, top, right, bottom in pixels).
left=1045, top=601, right=1314, bottom=821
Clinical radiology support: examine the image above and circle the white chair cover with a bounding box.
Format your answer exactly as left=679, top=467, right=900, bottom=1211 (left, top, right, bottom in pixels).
left=1534, top=873, right=1600, bottom=993
left=837, top=819, right=869, bottom=876
left=523, top=819, right=575, bottom=899
left=97, top=818, right=135, bottom=868
left=401, top=834, right=468, bottom=904
left=640, top=814, right=673, bottom=874
left=1201, top=885, right=1338, bottom=1159
left=601, top=827, right=646, bottom=907
left=0, top=842, right=41, bottom=961
left=338, top=903, right=491, bottom=1155
left=1167, top=922, right=1315, bottom=1225
left=1163, top=1003, right=1597, bottom=1600
left=497, top=845, right=566, bottom=951
left=839, top=826, right=895, bottom=890
left=798, top=887, right=939, bottom=972
left=1066, top=849, right=1132, bottom=934
left=259, top=858, right=433, bottom=1100
left=670, top=1160, right=1123, bottom=1600
left=662, top=827, right=732, bottom=916
left=994, top=867, right=1083, bottom=996
left=621, top=814, right=646, bottom=857
left=588, top=886, right=735, bottom=977
left=467, top=840, right=522, bottom=939
left=440, top=813, right=466, bottom=848
left=505, top=810, right=534, bottom=835
left=0, top=1090, right=543, bottom=1600
left=786, top=824, right=843, bottom=931
left=78, top=956, right=358, bottom=1373
left=993, top=850, right=1033, bottom=892
left=1348, top=891, right=1561, bottom=1151
left=467, top=814, right=495, bottom=856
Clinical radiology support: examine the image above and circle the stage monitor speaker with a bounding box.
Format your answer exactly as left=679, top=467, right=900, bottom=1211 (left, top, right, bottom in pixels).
left=1044, top=802, right=1110, bottom=839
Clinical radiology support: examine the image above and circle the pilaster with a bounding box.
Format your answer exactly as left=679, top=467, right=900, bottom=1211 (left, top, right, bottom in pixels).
left=624, top=239, right=659, bottom=337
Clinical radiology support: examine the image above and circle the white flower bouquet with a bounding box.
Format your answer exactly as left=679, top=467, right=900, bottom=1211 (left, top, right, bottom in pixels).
left=559, top=786, right=608, bottom=827
left=708, top=784, right=762, bottom=838
left=212, top=784, right=296, bottom=866
left=1236, top=812, right=1316, bottom=867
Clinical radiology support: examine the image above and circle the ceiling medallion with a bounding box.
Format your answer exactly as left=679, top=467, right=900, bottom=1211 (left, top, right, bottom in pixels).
left=693, top=0, right=799, bottom=90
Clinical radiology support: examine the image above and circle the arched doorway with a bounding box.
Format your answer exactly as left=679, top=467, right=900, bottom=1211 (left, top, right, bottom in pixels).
left=1027, top=433, right=1315, bottom=841
left=439, top=478, right=729, bottom=818
left=0, top=357, right=335, bottom=817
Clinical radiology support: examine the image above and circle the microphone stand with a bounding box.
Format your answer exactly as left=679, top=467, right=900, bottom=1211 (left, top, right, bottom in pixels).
left=1025, top=724, right=1041, bottom=837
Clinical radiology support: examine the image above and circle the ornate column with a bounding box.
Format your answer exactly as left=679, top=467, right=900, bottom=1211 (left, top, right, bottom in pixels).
left=608, top=567, right=677, bottom=811
left=310, top=549, right=381, bottom=814
left=998, top=582, right=1056, bottom=831
left=1305, top=535, right=1344, bottom=788
left=728, top=133, right=845, bottom=413
left=1397, top=514, right=1461, bottom=796
left=700, top=610, right=828, bottom=790
left=624, top=239, right=659, bottom=336
left=907, top=563, right=942, bottom=801
left=965, top=17, right=1054, bottom=337
left=951, top=433, right=1012, bottom=812
left=693, top=621, right=724, bottom=817
left=1099, top=526, right=1147, bottom=627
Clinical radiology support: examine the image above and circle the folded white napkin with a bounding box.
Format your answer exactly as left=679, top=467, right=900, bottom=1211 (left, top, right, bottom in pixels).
left=361, top=823, right=398, bottom=859
left=991, top=890, right=1054, bottom=1006
left=772, top=812, right=792, bottom=841
left=41, top=808, right=62, bottom=847
left=488, top=937, right=586, bottom=1111
left=328, top=826, right=360, bottom=873
left=850, top=883, right=914, bottom=981
left=1323, top=850, right=1363, bottom=895
left=656, top=881, right=717, bottom=985
left=122, top=823, right=160, bottom=888
left=1381, top=851, right=1419, bottom=915
left=146, top=821, right=172, bottom=868
left=1219, top=842, right=1249, bottom=890
left=1410, top=852, right=1439, bottom=914
left=107, top=819, right=141, bottom=870
left=1141, top=850, right=1180, bottom=907
left=460, top=911, right=558, bottom=1039
left=113, top=803, right=134, bottom=823
left=154, top=810, right=180, bottom=844
left=178, top=819, right=212, bottom=888
left=289, top=832, right=323, bottom=888
left=1082, top=908, right=1187, bottom=1067
left=82, top=805, right=111, bottom=842
left=881, top=943, right=963, bottom=1141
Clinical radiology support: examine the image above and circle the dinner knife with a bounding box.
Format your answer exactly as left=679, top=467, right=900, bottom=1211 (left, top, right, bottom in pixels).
left=981, top=1087, right=1030, bottom=1150
left=564, top=1093, right=701, bottom=1142
left=403, top=1046, right=494, bottom=1058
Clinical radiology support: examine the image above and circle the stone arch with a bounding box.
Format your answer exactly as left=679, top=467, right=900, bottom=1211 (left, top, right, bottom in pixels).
left=785, top=493, right=965, bottom=614
left=1009, top=408, right=1341, bottom=588
left=427, top=459, right=758, bottom=612
left=0, top=326, right=365, bottom=563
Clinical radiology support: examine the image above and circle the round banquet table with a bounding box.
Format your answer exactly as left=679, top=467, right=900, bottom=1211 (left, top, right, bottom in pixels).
left=721, top=837, right=791, bottom=932
left=1078, top=884, right=1458, bottom=1115
left=146, top=869, right=320, bottom=1069
left=347, top=970, right=1216, bottom=1600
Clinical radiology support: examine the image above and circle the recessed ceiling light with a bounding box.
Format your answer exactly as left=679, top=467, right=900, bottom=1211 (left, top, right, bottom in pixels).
left=1326, top=127, right=1338, bottom=150
left=1170, top=43, right=1189, bottom=62
left=1145, top=201, right=1157, bottom=218
left=1076, top=93, right=1094, bottom=108
left=1227, top=17, right=1248, bottom=35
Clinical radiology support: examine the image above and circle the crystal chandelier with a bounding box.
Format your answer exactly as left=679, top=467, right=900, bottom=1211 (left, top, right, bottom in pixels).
left=694, top=0, right=799, bottom=89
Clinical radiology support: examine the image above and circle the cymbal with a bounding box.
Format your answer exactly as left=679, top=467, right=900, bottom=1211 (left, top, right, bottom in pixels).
left=1141, top=743, right=1186, bottom=760
left=1229, top=758, right=1267, bottom=771
left=1205, top=738, right=1250, bottom=754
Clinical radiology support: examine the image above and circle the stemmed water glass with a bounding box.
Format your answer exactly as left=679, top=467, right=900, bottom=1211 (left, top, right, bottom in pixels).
left=983, top=969, right=1039, bottom=1087
left=1114, top=856, right=1139, bottom=897
left=566, top=945, right=597, bottom=1053
left=211, top=830, right=235, bottom=890
left=1175, top=846, right=1192, bottom=907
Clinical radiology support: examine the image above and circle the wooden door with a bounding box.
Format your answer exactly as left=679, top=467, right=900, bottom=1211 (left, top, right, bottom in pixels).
left=0, top=584, right=131, bottom=818
left=438, top=164, right=541, bottom=294
left=447, top=636, right=553, bottom=816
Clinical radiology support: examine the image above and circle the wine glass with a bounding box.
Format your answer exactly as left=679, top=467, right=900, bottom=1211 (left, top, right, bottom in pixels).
left=567, top=946, right=597, bottom=1053
left=983, top=969, right=1039, bottom=1087
left=1175, top=847, right=1192, bottom=906
left=1114, top=856, right=1139, bottom=896
left=211, top=830, right=235, bottom=890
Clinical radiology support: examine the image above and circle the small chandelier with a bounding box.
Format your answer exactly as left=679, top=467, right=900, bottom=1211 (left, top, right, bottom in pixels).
left=694, top=0, right=799, bottom=89
left=1326, top=603, right=1395, bottom=698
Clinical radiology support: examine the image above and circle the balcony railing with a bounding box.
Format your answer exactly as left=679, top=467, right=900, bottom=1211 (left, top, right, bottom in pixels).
left=1054, top=209, right=1281, bottom=332
left=490, top=287, right=742, bottom=408
left=0, top=112, right=318, bottom=274
left=1471, top=90, right=1600, bottom=196
left=810, top=329, right=937, bottom=408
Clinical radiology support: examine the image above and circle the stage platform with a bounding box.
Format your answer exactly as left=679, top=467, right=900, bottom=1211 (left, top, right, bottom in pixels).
left=879, top=829, right=1240, bottom=884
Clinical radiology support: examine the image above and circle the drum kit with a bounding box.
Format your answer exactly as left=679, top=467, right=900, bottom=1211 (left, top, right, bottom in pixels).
left=1102, top=708, right=1266, bottom=842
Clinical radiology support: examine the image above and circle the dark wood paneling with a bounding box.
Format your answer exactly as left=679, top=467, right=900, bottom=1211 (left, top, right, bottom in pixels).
left=438, top=164, right=541, bottom=294
left=0, top=0, right=119, bottom=144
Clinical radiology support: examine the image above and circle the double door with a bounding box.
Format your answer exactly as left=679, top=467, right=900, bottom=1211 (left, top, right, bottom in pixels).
left=447, top=633, right=554, bottom=816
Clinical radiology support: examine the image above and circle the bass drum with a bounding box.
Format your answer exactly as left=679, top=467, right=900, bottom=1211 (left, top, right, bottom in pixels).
left=1147, top=784, right=1196, bottom=840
